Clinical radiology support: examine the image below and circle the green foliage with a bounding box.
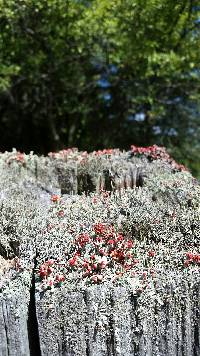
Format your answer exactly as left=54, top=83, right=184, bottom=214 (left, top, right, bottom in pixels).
left=0, top=0, right=200, bottom=176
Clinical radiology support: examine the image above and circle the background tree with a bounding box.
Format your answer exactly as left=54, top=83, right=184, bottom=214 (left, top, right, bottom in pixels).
left=0, top=0, right=200, bottom=176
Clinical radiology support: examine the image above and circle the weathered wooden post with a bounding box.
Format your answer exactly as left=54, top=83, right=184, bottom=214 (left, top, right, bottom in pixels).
left=0, top=147, right=199, bottom=356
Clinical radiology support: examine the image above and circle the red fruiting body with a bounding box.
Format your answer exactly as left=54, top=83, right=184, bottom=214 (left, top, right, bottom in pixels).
left=51, top=194, right=60, bottom=202
left=57, top=210, right=64, bottom=217
left=37, top=217, right=186, bottom=289
left=108, top=239, right=115, bottom=245
left=76, top=233, right=90, bottom=247
left=16, top=153, right=25, bottom=162
left=47, top=266, right=53, bottom=274
left=94, top=149, right=114, bottom=155
left=186, top=252, right=193, bottom=260
left=99, top=256, right=108, bottom=268
left=47, top=259, right=54, bottom=266
left=75, top=251, right=81, bottom=257
left=142, top=271, right=147, bottom=279
left=131, top=145, right=187, bottom=172
left=97, top=275, right=103, bottom=282
left=93, top=223, right=106, bottom=235
left=39, top=269, right=47, bottom=278
left=193, top=254, right=200, bottom=263
left=55, top=274, right=65, bottom=282
left=185, top=252, right=200, bottom=265
left=124, top=264, right=132, bottom=271
left=47, top=279, right=54, bottom=287
left=137, top=288, right=143, bottom=293
left=91, top=275, right=98, bottom=283
left=148, top=250, right=155, bottom=257
left=127, top=240, right=133, bottom=248
left=102, top=191, right=110, bottom=199
left=117, top=234, right=124, bottom=241
left=69, top=258, right=77, bottom=267
left=184, top=260, right=190, bottom=267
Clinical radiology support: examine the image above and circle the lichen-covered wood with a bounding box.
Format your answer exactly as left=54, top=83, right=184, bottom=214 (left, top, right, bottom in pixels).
left=35, top=280, right=200, bottom=356
left=0, top=282, right=30, bottom=356
left=0, top=147, right=199, bottom=356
